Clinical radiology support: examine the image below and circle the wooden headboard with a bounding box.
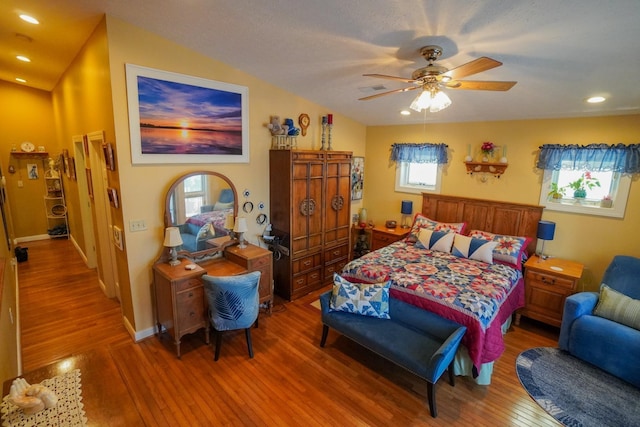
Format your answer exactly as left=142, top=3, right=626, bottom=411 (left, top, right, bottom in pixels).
left=421, top=194, right=544, bottom=256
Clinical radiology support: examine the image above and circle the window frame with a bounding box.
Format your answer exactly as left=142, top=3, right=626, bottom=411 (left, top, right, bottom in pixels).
left=539, top=169, right=631, bottom=218
left=395, top=161, right=442, bottom=194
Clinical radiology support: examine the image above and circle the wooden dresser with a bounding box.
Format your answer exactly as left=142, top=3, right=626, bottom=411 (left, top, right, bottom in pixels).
left=269, top=149, right=352, bottom=300
left=153, top=243, right=273, bottom=358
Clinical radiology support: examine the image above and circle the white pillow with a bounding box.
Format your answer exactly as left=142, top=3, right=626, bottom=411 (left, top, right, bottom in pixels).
left=452, top=234, right=497, bottom=264
left=416, top=228, right=455, bottom=253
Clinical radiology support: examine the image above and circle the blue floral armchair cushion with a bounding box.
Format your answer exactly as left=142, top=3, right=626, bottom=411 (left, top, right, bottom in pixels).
left=202, top=271, right=261, bottom=331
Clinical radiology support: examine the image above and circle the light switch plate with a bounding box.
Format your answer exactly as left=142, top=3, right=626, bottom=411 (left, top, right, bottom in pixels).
left=113, top=226, right=124, bottom=251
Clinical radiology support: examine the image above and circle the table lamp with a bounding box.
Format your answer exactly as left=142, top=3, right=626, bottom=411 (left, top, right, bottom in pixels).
left=224, top=213, right=235, bottom=236
left=234, top=216, right=248, bottom=248
left=537, top=220, right=556, bottom=260
left=401, top=200, right=413, bottom=228
left=163, top=227, right=183, bottom=266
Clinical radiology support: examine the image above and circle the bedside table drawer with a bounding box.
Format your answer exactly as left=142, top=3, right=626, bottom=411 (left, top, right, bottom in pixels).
left=526, top=270, right=574, bottom=289
left=175, top=278, right=203, bottom=293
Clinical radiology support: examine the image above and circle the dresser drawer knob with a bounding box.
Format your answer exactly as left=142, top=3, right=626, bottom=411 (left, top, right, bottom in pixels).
left=188, top=292, right=194, bottom=297
left=303, top=260, right=311, bottom=266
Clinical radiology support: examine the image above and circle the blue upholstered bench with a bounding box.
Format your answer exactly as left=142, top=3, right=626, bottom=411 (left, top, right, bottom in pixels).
left=319, top=291, right=466, bottom=417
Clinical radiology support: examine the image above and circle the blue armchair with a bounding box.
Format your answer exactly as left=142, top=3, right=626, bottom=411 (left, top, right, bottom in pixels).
left=559, top=255, right=640, bottom=388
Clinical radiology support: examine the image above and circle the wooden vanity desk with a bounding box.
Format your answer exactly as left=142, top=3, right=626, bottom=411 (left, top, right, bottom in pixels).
left=153, top=243, right=273, bottom=358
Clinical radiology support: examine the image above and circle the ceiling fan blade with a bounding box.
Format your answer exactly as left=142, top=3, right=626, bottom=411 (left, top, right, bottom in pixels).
left=363, top=73, right=416, bottom=84
left=449, top=80, right=517, bottom=91
left=444, top=57, right=502, bottom=80
left=358, top=86, right=419, bottom=101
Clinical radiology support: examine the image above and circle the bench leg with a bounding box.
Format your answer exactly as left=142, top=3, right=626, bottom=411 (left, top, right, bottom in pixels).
left=320, top=325, right=329, bottom=347
left=447, top=360, right=456, bottom=386
left=427, top=382, right=437, bottom=418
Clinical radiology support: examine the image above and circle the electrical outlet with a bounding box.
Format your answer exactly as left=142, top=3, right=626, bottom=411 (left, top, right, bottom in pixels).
left=129, top=219, right=147, bottom=232
left=17, top=180, right=23, bottom=188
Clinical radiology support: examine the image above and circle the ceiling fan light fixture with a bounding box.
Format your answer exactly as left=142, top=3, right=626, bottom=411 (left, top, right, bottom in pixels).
left=409, top=88, right=451, bottom=113
left=429, top=90, right=452, bottom=112
left=586, top=96, right=606, bottom=104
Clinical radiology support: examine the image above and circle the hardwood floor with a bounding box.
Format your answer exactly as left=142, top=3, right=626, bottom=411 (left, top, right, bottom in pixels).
left=18, top=239, right=560, bottom=426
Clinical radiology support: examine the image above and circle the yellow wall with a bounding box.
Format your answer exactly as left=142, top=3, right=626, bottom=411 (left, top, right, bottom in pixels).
left=51, top=18, right=131, bottom=325
left=365, top=115, right=640, bottom=290
left=104, top=16, right=366, bottom=336
left=0, top=81, right=56, bottom=238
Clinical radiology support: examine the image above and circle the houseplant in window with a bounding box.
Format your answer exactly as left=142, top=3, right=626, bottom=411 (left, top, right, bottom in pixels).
left=547, top=183, right=566, bottom=201
left=567, top=171, right=600, bottom=199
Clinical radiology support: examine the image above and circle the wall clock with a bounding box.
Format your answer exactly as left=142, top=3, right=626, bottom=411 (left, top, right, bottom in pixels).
left=20, top=142, right=35, bottom=153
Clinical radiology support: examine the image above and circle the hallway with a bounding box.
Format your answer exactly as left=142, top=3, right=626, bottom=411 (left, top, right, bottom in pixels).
left=17, top=239, right=130, bottom=372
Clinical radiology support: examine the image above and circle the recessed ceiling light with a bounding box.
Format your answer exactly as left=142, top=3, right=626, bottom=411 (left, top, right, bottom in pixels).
left=15, top=78, right=27, bottom=83
left=586, top=96, right=606, bottom=104
left=16, top=55, right=31, bottom=62
left=19, top=14, right=39, bottom=25
left=400, top=110, right=411, bottom=116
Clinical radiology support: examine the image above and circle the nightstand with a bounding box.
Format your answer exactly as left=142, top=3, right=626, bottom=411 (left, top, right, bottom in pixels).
left=371, top=225, right=410, bottom=251
left=517, top=255, right=584, bottom=327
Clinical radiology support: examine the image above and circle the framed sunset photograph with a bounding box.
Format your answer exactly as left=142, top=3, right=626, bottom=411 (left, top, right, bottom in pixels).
left=125, top=64, right=249, bottom=164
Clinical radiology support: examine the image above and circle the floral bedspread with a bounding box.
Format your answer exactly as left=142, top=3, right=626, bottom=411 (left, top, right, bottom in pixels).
left=341, top=241, right=525, bottom=370
left=185, top=208, right=232, bottom=235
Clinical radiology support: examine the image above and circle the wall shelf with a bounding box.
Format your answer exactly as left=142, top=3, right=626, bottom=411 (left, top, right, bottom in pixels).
left=464, top=161, right=508, bottom=177
left=10, top=152, right=49, bottom=159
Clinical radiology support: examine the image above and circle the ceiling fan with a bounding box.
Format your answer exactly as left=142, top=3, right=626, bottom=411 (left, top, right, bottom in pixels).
left=359, top=46, right=516, bottom=110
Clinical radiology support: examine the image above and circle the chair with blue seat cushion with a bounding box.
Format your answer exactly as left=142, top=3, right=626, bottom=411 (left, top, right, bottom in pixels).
left=559, top=255, right=640, bottom=388
left=202, top=271, right=261, bottom=361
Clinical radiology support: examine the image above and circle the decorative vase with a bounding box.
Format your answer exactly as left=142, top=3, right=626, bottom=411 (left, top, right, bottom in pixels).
left=573, top=189, right=587, bottom=199
left=499, top=156, right=508, bottom=164
left=600, top=199, right=613, bottom=208
left=359, top=208, right=368, bottom=225
left=481, top=155, right=489, bottom=162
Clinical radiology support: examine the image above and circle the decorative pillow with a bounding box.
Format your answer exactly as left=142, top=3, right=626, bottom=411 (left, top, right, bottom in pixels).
left=196, top=223, right=213, bottom=240
left=415, top=228, right=455, bottom=253
left=330, top=273, right=390, bottom=319
left=406, top=213, right=466, bottom=243
left=467, top=230, right=531, bottom=269
left=213, top=201, right=234, bottom=211
left=451, top=234, right=497, bottom=264
left=594, top=284, right=640, bottom=331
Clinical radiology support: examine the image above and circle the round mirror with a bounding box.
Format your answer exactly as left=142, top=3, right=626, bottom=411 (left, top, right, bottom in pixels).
left=164, top=171, right=238, bottom=257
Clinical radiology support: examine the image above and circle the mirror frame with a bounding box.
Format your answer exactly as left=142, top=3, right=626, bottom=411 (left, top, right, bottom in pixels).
left=164, top=170, right=238, bottom=259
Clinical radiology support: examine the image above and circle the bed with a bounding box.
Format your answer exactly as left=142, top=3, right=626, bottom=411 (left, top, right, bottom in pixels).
left=341, top=194, right=543, bottom=384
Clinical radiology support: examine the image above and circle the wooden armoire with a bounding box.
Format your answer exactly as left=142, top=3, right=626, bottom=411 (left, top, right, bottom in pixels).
left=269, top=149, right=352, bottom=300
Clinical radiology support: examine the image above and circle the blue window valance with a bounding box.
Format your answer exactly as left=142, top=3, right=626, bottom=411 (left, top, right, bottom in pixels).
left=390, top=143, right=448, bottom=164
left=536, top=143, right=640, bottom=174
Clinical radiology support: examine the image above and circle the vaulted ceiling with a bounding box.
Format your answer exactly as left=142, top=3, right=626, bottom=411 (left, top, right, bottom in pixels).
left=2, top=0, right=639, bottom=125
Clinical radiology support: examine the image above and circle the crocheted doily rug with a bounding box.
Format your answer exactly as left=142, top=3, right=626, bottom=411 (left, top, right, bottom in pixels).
left=1, top=369, right=87, bottom=427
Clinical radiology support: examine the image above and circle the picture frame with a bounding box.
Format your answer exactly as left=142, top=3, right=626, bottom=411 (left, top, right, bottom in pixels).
left=83, top=134, right=90, bottom=169
left=125, top=63, right=249, bottom=164
left=69, top=157, right=76, bottom=180
left=107, top=187, right=119, bottom=209
left=86, top=169, right=93, bottom=199
left=103, top=143, right=115, bottom=171
left=351, top=156, right=364, bottom=201
left=27, top=163, right=39, bottom=180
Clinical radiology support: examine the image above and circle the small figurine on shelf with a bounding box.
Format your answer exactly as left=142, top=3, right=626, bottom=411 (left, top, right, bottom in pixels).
left=283, top=118, right=300, bottom=136
left=267, top=115, right=289, bottom=135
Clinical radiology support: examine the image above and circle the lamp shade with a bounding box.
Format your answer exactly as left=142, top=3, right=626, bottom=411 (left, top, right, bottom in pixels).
left=224, top=213, right=235, bottom=230
left=163, top=227, right=183, bottom=248
left=234, top=217, right=248, bottom=233
left=537, top=221, right=556, bottom=241
left=401, top=200, right=413, bottom=215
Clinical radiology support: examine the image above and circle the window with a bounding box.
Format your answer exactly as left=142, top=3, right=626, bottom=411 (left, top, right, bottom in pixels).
left=391, top=142, right=447, bottom=194
left=537, top=143, right=638, bottom=218
left=539, top=167, right=631, bottom=218
left=395, top=161, right=442, bottom=194
left=183, top=175, right=209, bottom=217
